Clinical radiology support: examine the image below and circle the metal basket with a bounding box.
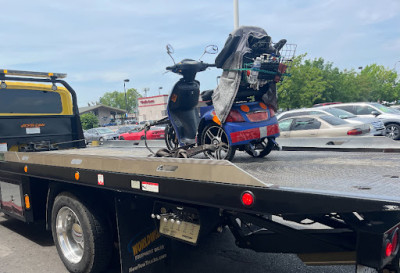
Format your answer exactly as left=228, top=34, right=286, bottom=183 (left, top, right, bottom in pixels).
left=243, top=43, right=297, bottom=82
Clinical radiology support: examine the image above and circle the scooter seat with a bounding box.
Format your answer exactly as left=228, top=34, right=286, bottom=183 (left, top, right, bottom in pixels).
left=201, top=89, right=214, bottom=106
left=201, top=89, right=214, bottom=101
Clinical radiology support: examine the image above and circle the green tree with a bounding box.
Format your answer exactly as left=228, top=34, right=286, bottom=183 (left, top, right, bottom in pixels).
left=278, top=54, right=328, bottom=109
left=99, top=88, right=141, bottom=113
left=80, top=113, right=99, bottom=130
left=277, top=55, right=400, bottom=109
left=357, top=65, right=399, bottom=102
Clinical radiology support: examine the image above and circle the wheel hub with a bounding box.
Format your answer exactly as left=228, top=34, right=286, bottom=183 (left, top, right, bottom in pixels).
left=56, top=206, right=84, bottom=264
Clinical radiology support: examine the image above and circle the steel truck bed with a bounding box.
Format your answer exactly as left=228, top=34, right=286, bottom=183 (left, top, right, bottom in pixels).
left=2, top=147, right=400, bottom=215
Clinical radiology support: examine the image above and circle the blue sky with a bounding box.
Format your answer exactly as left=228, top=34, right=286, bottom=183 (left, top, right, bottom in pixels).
left=1, top=0, right=399, bottom=107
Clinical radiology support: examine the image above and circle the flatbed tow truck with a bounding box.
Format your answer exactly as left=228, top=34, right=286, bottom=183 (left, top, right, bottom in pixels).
left=1, top=70, right=400, bottom=273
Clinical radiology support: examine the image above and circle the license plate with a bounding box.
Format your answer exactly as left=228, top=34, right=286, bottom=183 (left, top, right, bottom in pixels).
left=159, top=219, right=200, bottom=244
left=356, top=265, right=378, bottom=273
left=160, top=134, right=164, bottom=137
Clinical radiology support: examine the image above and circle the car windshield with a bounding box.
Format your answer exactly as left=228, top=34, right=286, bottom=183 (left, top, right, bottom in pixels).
left=96, top=128, right=114, bottom=134
left=371, top=103, right=400, bottom=114
left=323, top=108, right=356, bottom=119
left=319, top=115, right=348, bottom=125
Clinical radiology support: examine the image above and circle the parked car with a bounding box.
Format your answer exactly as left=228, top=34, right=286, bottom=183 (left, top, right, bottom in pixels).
left=313, top=102, right=342, bottom=107
left=328, top=102, right=400, bottom=140
left=102, top=122, right=117, bottom=126
left=84, top=127, right=119, bottom=143
left=119, top=126, right=165, bottom=140
left=390, top=105, right=400, bottom=111
left=278, top=115, right=370, bottom=138
left=116, top=125, right=140, bottom=135
left=277, top=106, right=385, bottom=136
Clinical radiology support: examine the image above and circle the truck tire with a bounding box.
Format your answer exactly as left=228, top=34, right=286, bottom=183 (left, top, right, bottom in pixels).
left=51, top=192, right=112, bottom=273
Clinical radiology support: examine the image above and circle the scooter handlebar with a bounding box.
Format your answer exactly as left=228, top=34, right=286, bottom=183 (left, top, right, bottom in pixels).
left=166, top=61, right=215, bottom=74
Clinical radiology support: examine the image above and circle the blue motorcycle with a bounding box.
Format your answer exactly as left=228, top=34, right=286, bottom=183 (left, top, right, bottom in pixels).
left=158, top=26, right=294, bottom=161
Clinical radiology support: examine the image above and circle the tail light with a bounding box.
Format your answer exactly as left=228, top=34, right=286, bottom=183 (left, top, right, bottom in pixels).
left=246, top=111, right=268, bottom=122
left=347, top=128, right=363, bottom=135
left=270, top=108, right=275, bottom=117
left=241, top=191, right=255, bottom=207
left=226, top=110, right=245, bottom=122
left=386, top=229, right=399, bottom=257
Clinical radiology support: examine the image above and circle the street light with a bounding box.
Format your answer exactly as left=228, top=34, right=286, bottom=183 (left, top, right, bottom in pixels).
left=158, top=87, right=163, bottom=95
left=143, top=88, right=149, bottom=97
left=123, top=79, right=129, bottom=118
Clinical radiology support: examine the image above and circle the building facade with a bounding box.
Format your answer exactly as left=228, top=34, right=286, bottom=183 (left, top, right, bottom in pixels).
left=137, top=95, right=168, bottom=122
left=79, top=104, right=127, bottom=126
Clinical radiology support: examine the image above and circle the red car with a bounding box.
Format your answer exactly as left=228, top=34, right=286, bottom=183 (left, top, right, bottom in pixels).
left=119, top=127, right=165, bottom=140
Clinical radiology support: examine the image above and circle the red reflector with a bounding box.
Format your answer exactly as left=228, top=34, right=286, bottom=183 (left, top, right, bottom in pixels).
left=347, top=128, right=362, bottom=135
left=226, top=110, right=245, bottom=122
left=241, top=191, right=255, bottom=207
left=386, top=242, right=393, bottom=257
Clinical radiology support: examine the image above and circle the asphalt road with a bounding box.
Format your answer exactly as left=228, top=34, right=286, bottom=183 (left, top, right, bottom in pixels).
left=0, top=213, right=355, bottom=273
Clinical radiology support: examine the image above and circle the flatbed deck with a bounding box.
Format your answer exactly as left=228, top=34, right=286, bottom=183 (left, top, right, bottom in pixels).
left=2, top=147, right=400, bottom=215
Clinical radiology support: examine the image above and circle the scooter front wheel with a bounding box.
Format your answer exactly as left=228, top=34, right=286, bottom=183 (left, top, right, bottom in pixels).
left=201, top=124, right=236, bottom=161
left=165, top=123, right=179, bottom=150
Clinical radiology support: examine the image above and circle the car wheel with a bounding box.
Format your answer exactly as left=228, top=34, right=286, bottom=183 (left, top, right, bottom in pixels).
left=140, top=136, right=145, bottom=140
left=119, top=136, right=125, bottom=140
left=385, top=123, right=400, bottom=140
left=165, top=123, right=179, bottom=150
left=245, top=138, right=275, bottom=158
left=201, top=123, right=236, bottom=161
left=51, top=192, right=112, bottom=273
left=99, top=137, right=104, bottom=142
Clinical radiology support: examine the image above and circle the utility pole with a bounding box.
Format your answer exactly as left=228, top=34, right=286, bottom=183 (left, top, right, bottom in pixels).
left=123, top=79, right=129, bottom=118
left=233, top=0, right=239, bottom=30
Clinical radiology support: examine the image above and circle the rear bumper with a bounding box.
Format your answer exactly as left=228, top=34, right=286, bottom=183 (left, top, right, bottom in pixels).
left=224, top=118, right=280, bottom=145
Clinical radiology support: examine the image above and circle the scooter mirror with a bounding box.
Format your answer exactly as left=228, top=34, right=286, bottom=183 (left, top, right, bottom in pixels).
left=166, top=44, right=174, bottom=54
left=205, top=45, right=218, bottom=54
left=166, top=44, right=176, bottom=64
left=199, top=45, right=218, bottom=60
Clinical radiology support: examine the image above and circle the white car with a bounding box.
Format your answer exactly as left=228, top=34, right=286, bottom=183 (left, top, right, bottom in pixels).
left=277, top=106, right=385, bottom=136
left=328, top=102, right=400, bottom=140
left=278, top=115, right=370, bottom=138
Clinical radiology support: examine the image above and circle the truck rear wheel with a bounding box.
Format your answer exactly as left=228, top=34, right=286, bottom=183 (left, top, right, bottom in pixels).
left=51, top=192, right=112, bottom=273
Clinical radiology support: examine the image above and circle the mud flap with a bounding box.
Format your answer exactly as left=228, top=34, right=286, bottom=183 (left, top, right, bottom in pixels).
left=356, top=265, right=378, bottom=273
left=115, top=194, right=169, bottom=273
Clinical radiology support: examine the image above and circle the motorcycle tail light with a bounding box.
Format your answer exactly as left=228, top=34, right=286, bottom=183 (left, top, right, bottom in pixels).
left=269, top=108, right=275, bottom=117
left=226, top=110, right=245, bottom=122
left=246, top=111, right=268, bottom=122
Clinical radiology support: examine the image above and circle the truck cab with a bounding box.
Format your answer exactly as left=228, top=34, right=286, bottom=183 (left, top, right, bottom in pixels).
left=0, top=69, right=85, bottom=151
